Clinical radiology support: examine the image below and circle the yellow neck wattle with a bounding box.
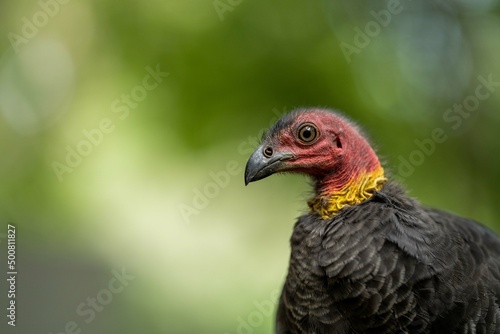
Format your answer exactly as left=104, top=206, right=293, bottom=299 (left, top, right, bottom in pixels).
left=308, top=167, right=387, bottom=220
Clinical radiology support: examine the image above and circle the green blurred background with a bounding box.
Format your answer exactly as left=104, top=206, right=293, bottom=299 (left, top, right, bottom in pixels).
left=0, top=0, right=499, bottom=333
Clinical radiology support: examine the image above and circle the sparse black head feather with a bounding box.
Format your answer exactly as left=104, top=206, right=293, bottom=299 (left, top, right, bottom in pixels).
left=261, top=107, right=373, bottom=146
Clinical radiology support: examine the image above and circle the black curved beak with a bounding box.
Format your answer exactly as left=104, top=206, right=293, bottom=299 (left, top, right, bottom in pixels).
left=244, top=145, right=295, bottom=185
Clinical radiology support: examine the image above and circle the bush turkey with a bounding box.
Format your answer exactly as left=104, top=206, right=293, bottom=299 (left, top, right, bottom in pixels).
left=244, top=108, right=500, bottom=334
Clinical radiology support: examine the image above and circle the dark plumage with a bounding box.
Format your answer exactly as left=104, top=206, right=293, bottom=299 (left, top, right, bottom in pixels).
left=244, top=108, right=500, bottom=334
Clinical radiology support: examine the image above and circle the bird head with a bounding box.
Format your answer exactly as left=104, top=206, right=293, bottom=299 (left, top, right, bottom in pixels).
left=245, top=108, right=387, bottom=218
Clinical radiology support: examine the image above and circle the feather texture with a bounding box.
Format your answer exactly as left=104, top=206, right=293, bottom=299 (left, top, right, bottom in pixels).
left=276, top=182, right=500, bottom=334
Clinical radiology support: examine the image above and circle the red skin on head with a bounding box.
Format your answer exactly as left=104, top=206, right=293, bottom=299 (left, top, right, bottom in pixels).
left=270, top=110, right=382, bottom=197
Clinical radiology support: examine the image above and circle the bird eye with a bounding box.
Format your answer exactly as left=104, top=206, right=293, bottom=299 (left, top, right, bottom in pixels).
left=297, top=123, right=319, bottom=144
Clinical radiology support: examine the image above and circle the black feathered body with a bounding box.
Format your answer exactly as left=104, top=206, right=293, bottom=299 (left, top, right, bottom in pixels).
left=277, top=182, right=500, bottom=334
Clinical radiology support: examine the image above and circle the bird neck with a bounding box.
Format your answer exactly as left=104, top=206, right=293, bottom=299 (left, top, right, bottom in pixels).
left=308, top=165, right=387, bottom=219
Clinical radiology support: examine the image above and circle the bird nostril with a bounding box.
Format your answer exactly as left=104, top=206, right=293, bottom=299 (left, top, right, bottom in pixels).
left=263, top=147, right=273, bottom=158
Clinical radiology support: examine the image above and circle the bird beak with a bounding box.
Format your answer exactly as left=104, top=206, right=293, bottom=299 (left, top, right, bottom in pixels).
left=244, top=145, right=295, bottom=185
